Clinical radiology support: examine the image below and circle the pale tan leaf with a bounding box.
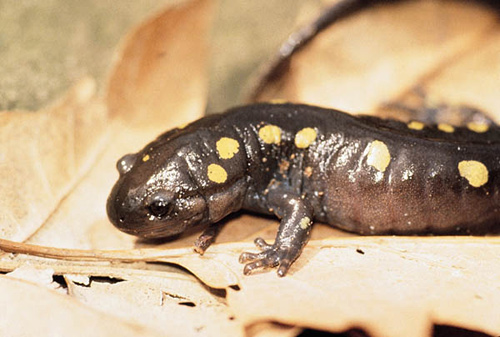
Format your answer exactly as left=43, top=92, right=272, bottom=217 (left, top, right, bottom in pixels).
left=251, top=1, right=499, bottom=117
left=0, top=78, right=107, bottom=242
left=66, top=276, right=243, bottom=337
left=226, top=238, right=500, bottom=337
left=0, top=275, right=163, bottom=337
left=6, top=265, right=58, bottom=290
left=419, top=31, right=500, bottom=121
left=1, top=231, right=499, bottom=336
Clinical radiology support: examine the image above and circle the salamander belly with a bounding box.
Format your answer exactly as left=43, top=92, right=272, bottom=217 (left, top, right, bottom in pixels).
left=321, top=136, right=500, bottom=234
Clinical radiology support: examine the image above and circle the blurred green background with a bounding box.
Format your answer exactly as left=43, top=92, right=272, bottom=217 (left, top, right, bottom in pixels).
left=0, top=0, right=324, bottom=113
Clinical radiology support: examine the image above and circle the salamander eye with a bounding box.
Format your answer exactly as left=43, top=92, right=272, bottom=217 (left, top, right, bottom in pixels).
left=148, top=195, right=174, bottom=218
left=117, top=153, right=137, bottom=175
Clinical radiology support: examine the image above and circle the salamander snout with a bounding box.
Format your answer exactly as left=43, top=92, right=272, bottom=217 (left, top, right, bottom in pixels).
left=106, top=181, right=151, bottom=236
left=106, top=159, right=209, bottom=239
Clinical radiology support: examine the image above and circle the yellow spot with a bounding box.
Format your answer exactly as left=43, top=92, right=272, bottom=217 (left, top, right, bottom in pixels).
left=207, top=164, right=227, bottom=184
left=216, top=137, right=239, bottom=159
left=270, top=98, right=288, bottom=104
left=142, top=154, right=150, bottom=162
left=366, top=140, right=391, bottom=172
left=467, top=122, right=489, bottom=133
left=458, top=160, right=488, bottom=188
left=295, top=127, right=317, bottom=149
left=259, top=125, right=281, bottom=144
left=438, top=123, right=455, bottom=133
left=299, top=217, right=311, bottom=230
left=407, top=121, right=425, bottom=130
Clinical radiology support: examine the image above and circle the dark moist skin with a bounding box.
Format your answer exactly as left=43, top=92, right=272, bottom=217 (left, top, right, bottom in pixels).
left=107, top=0, right=500, bottom=276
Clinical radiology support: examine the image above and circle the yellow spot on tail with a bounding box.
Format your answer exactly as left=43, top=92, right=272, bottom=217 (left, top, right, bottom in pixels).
left=299, top=217, right=311, bottom=229
left=467, top=122, right=489, bottom=133
left=142, top=154, right=150, bottom=162
left=438, top=123, right=455, bottom=133
left=259, top=125, right=281, bottom=144
left=458, top=160, right=488, bottom=187
left=407, top=121, right=425, bottom=130
left=295, top=127, right=317, bottom=148
left=366, top=140, right=391, bottom=172
left=216, top=137, right=239, bottom=159
left=207, top=164, right=227, bottom=184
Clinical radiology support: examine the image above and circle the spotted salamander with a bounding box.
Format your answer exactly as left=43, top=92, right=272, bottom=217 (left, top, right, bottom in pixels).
left=107, top=0, right=500, bottom=276
left=107, top=103, right=500, bottom=276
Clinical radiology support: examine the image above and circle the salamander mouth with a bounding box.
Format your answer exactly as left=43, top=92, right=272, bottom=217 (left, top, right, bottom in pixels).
left=116, top=211, right=206, bottom=239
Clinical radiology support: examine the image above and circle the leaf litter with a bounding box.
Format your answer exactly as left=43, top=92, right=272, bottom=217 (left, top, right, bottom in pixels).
left=0, top=0, right=500, bottom=336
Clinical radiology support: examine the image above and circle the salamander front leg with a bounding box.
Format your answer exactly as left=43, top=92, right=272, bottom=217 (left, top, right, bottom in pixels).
left=194, top=224, right=222, bottom=255
left=239, top=196, right=313, bottom=277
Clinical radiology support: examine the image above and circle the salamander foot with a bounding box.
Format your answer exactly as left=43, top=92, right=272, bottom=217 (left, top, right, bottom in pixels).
left=239, top=237, right=296, bottom=277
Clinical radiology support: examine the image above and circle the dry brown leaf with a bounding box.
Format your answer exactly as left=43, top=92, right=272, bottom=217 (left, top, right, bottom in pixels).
left=107, top=0, right=213, bottom=130
left=1, top=1, right=500, bottom=337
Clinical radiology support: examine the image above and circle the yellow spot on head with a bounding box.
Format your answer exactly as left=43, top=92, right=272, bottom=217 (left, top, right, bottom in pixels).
left=295, top=127, right=317, bottom=149
left=142, top=154, right=150, bottom=162
left=407, top=121, right=425, bottom=130
left=299, top=217, right=311, bottom=230
left=216, top=137, right=239, bottom=159
left=366, top=140, right=391, bottom=172
left=438, top=123, right=455, bottom=133
left=259, top=125, right=281, bottom=144
left=467, top=122, right=489, bottom=133
left=207, top=164, right=227, bottom=184
left=458, top=160, right=488, bottom=187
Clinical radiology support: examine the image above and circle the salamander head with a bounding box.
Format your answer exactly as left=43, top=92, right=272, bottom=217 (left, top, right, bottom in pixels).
left=106, top=139, right=209, bottom=239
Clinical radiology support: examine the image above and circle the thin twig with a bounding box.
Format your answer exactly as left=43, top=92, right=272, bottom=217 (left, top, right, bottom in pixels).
left=0, top=238, right=191, bottom=262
